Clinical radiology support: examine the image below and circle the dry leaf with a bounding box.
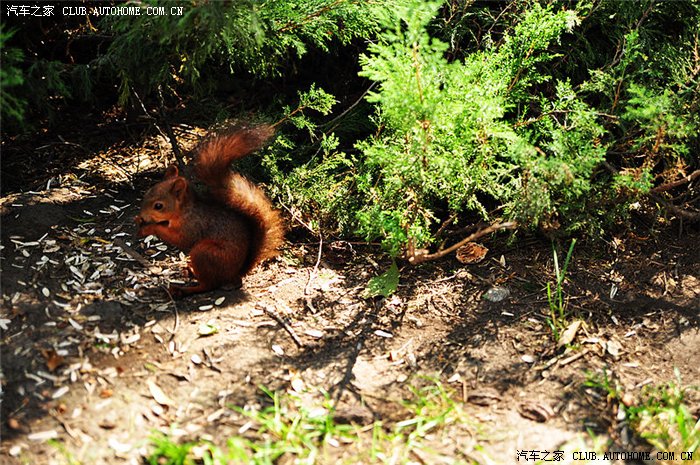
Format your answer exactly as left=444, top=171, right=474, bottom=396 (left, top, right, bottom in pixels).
left=518, top=402, right=555, bottom=422
left=271, top=345, right=284, bottom=356
left=290, top=377, right=305, bottom=393
left=606, top=340, right=622, bottom=358
left=557, top=320, right=582, bottom=349
left=40, top=349, right=65, bottom=372
left=7, top=417, right=22, bottom=431
left=456, top=242, right=488, bottom=264
left=467, top=388, right=501, bottom=406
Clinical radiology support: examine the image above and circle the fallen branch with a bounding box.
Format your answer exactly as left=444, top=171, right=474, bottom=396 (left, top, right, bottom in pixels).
left=649, top=169, right=700, bottom=193
left=602, top=161, right=699, bottom=221
left=407, top=221, right=518, bottom=265
left=651, top=194, right=700, bottom=222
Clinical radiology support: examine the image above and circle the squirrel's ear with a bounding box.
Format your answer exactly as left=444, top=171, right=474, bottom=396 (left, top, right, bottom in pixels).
left=164, top=165, right=179, bottom=179
left=170, top=178, right=188, bottom=201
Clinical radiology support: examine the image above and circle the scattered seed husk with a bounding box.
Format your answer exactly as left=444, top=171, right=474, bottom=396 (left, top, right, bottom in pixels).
left=52, top=386, right=70, bottom=399
left=28, top=430, right=59, bottom=441
left=198, top=322, right=218, bottom=336
left=271, top=344, right=284, bottom=356
left=304, top=329, right=324, bottom=339
left=108, top=437, right=132, bottom=454
left=146, top=380, right=175, bottom=406
left=290, top=377, right=305, bottom=393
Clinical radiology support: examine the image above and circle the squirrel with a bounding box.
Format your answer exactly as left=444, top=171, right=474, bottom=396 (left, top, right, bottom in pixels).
left=134, top=125, right=284, bottom=298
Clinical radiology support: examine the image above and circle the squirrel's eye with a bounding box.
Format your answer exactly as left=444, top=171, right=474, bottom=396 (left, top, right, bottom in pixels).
left=154, top=202, right=164, bottom=211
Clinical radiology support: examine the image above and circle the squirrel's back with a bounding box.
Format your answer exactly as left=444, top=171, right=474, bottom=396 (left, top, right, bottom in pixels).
left=195, top=125, right=284, bottom=275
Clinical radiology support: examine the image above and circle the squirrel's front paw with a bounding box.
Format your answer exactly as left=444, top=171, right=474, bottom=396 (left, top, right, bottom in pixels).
left=168, top=284, right=186, bottom=299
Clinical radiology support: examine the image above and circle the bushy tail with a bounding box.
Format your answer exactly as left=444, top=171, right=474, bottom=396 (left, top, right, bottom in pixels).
left=195, top=125, right=284, bottom=274
left=194, top=125, right=274, bottom=188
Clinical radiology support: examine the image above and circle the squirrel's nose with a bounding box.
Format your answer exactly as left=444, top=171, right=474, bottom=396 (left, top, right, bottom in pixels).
left=134, top=215, right=143, bottom=225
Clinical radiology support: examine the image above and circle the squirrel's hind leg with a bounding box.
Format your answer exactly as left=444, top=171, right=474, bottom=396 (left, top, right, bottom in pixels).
left=170, top=239, right=247, bottom=298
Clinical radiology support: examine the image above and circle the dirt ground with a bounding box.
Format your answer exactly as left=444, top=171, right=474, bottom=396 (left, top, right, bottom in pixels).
left=1, top=123, right=698, bottom=465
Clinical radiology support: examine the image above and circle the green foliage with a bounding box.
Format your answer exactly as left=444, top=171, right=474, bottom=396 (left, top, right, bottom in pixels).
left=146, top=381, right=470, bottom=465
left=1, top=28, right=92, bottom=130
left=626, top=373, right=700, bottom=454
left=280, top=84, right=338, bottom=133
left=546, top=239, right=577, bottom=339
left=574, top=1, right=700, bottom=197
left=587, top=369, right=700, bottom=456
left=346, top=0, right=603, bottom=253
left=365, top=261, right=400, bottom=298
left=101, top=0, right=389, bottom=103
left=5, top=0, right=699, bottom=259
left=272, top=0, right=699, bottom=257
left=0, top=27, right=26, bottom=128
left=147, top=433, right=197, bottom=465
left=261, top=85, right=360, bottom=235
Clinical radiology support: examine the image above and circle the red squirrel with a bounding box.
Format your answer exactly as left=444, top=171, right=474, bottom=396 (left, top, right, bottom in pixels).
left=134, top=125, right=284, bottom=297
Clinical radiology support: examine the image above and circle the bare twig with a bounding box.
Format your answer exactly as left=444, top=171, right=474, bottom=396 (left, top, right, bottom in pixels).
left=131, top=86, right=186, bottom=173
left=113, top=238, right=155, bottom=269
left=278, top=196, right=317, bottom=235
left=260, top=303, right=303, bottom=348
left=304, top=236, right=323, bottom=296
left=324, top=82, right=376, bottom=130
left=651, top=194, right=700, bottom=222
left=157, top=85, right=186, bottom=173
left=603, top=160, right=699, bottom=220
left=650, top=169, right=700, bottom=193
left=407, top=221, right=518, bottom=264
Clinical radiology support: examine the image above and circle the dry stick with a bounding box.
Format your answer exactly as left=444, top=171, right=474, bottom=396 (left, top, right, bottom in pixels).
left=260, top=304, right=303, bottom=348
left=649, top=169, right=700, bottom=193
left=408, top=221, right=518, bottom=264
left=279, top=201, right=316, bottom=235
left=602, top=161, right=700, bottom=221
left=157, top=85, right=186, bottom=173
left=651, top=194, right=700, bottom=222
left=113, top=238, right=155, bottom=269
left=324, top=82, right=376, bottom=129
left=131, top=86, right=185, bottom=173
left=304, top=235, right=323, bottom=296
left=165, top=298, right=180, bottom=341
